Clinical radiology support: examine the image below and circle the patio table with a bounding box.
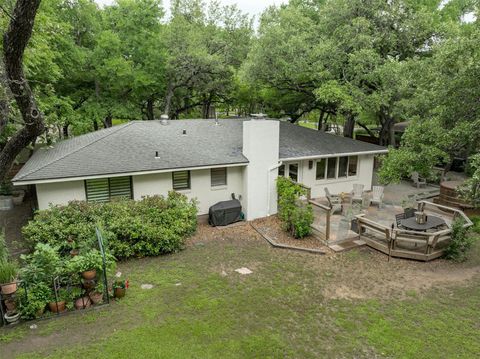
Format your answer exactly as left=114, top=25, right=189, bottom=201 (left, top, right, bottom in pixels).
left=400, top=215, right=446, bottom=231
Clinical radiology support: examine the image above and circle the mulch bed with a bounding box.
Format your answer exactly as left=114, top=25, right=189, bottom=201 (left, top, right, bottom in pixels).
left=252, top=216, right=331, bottom=253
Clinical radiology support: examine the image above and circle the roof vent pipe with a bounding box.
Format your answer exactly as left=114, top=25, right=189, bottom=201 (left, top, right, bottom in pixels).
left=215, top=114, right=219, bottom=126
left=160, top=114, right=169, bottom=125
left=251, top=113, right=267, bottom=120
left=182, top=129, right=187, bottom=136
left=155, top=151, right=160, bottom=159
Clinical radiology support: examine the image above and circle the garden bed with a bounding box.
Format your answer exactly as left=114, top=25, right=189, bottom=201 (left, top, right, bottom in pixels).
left=253, top=216, right=330, bottom=253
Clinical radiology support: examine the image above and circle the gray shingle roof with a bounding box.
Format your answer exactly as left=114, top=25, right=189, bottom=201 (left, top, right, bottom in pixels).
left=13, top=119, right=386, bottom=183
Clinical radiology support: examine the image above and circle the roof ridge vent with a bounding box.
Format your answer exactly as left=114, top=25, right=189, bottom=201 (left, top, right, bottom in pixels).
left=251, top=113, right=267, bottom=120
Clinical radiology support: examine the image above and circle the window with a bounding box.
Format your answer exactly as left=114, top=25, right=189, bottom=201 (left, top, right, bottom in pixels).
left=288, top=163, right=298, bottom=182
left=172, top=171, right=191, bottom=190
left=338, top=157, right=348, bottom=178
left=348, top=156, right=358, bottom=176
left=211, top=167, right=227, bottom=187
left=316, top=159, right=326, bottom=180
left=85, top=177, right=132, bottom=203
left=278, top=165, right=285, bottom=177
left=326, top=158, right=337, bottom=179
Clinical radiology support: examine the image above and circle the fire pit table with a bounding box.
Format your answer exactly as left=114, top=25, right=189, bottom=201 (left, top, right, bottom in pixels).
left=400, top=215, right=446, bottom=231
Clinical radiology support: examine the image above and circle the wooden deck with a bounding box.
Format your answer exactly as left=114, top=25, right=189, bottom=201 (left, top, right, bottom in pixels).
left=356, top=201, right=472, bottom=261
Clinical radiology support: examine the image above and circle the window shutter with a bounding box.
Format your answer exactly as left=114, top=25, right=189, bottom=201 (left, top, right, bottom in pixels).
left=173, top=171, right=190, bottom=190
left=211, top=168, right=227, bottom=187
left=109, top=177, right=132, bottom=200
left=85, top=178, right=110, bottom=203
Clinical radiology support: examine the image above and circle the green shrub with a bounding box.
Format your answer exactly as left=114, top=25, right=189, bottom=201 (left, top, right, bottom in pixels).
left=277, top=177, right=313, bottom=239
left=23, top=192, right=198, bottom=259
left=469, top=216, right=480, bottom=234
left=20, top=243, right=64, bottom=286
left=18, top=283, right=51, bottom=320
left=444, top=219, right=474, bottom=262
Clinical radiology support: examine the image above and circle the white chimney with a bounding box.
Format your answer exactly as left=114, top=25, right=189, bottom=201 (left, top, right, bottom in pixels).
left=242, top=119, right=280, bottom=220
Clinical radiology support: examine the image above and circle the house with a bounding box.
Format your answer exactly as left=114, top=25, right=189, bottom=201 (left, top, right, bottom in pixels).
left=12, top=118, right=387, bottom=220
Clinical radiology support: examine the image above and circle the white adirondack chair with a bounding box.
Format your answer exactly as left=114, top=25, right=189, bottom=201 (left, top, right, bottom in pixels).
left=371, top=186, right=384, bottom=207
left=350, top=184, right=364, bottom=204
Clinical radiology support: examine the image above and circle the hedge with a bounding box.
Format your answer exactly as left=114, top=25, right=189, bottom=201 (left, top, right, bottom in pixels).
left=23, top=192, right=198, bottom=259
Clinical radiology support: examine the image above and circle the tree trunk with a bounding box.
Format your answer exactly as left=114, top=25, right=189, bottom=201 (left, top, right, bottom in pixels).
left=317, top=111, right=326, bottom=131
left=103, top=113, right=112, bottom=128
left=93, top=120, right=98, bottom=131
left=62, top=124, right=69, bottom=139
left=343, top=114, right=355, bottom=138
left=379, top=117, right=395, bottom=146
left=146, top=97, right=154, bottom=121
left=0, top=0, right=45, bottom=182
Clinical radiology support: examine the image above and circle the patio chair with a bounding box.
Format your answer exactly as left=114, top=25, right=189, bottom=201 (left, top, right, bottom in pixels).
left=411, top=172, right=427, bottom=188
left=404, top=207, right=416, bottom=219
left=324, top=187, right=342, bottom=214
left=371, top=186, right=384, bottom=207
left=350, top=184, right=364, bottom=204
left=395, top=213, right=406, bottom=228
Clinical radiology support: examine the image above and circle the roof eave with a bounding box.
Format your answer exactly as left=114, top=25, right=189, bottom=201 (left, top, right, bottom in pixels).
left=12, top=161, right=249, bottom=186
left=279, top=149, right=389, bottom=162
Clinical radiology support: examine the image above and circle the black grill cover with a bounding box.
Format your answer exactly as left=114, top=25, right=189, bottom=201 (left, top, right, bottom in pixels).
left=208, top=199, right=242, bottom=226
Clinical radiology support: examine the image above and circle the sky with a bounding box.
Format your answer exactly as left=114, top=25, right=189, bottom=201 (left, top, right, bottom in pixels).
left=95, top=0, right=287, bottom=18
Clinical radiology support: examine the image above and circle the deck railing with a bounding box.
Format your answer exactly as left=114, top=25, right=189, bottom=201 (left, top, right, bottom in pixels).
left=355, top=201, right=473, bottom=261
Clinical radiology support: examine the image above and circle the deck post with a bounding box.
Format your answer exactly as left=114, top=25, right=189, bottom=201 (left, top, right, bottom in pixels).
left=325, top=208, right=331, bottom=241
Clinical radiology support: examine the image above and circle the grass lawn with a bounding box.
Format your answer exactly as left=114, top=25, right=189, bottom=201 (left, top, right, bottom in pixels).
left=1, top=224, right=480, bottom=358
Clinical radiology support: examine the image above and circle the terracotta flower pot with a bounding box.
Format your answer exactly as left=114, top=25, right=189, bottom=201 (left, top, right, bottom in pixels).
left=82, top=269, right=97, bottom=280
left=74, top=297, right=92, bottom=310
left=4, top=298, right=16, bottom=312
left=48, top=301, right=66, bottom=313
left=89, top=291, right=103, bottom=305
left=1, top=282, right=17, bottom=295
left=83, top=279, right=96, bottom=290
left=114, top=287, right=126, bottom=299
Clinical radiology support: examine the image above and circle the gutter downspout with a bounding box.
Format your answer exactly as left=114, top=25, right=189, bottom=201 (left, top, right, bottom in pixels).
left=267, top=161, right=283, bottom=215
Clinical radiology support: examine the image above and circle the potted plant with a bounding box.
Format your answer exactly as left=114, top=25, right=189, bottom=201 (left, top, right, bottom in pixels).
left=71, top=287, right=91, bottom=310
left=67, top=249, right=116, bottom=281
left=88, top=282, right=104, bottom=305
left=4, top=297, right=17, bottom=312
left=18, top=283, right=50, bottom=320
left=0, top=182, right=13, bottom=211
left=112, top=280, right=128, bottom=299
left=48, top=288, right=70, bottom=313
left=0, top=262, right=18, bottom=295
left=69, top=242, right=80, bottom=257
left=68, top=250, right=102, bottom=280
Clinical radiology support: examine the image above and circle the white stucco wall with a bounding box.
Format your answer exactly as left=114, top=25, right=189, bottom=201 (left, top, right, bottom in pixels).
left=36, top=181, right=86, bottom=209
left=133, top=166, right=245, bottom=215
left=242, top=120, right=280, bottom=220
left=281, top=154, right=375, bottom=198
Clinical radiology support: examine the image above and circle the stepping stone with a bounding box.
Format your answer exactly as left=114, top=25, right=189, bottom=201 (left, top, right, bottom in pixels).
left=141, top=284, right=154, bottom=290
left=221, top=270, right=227, bottom=277
left=234, top=267, right=252, bottom=275
left=175, top=282, right=182, bottom=286
left=115, top=272, right=122, bottom=278
left=353, top=240, right=366, bottom=246
left=329, top=244, right=344, bottom=252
